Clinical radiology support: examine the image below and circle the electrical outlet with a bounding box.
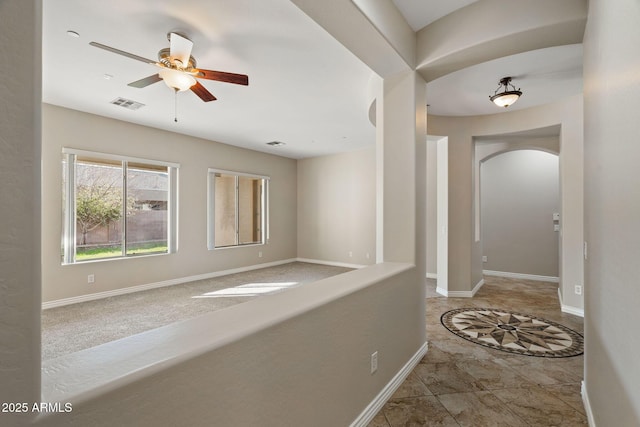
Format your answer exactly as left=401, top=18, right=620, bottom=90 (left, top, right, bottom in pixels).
left=370, top=351, right=378, bottom=374
left=349, top=251, right=353, bottom=258
left=87, top=274, right=95, bottom=284
left=258, top=251, right=263, bottom=258
left=575, top=285, right=582, bottom=295
left=482, top=256, right=488, bottom=263
left=366, top=252, right=370, bottom=259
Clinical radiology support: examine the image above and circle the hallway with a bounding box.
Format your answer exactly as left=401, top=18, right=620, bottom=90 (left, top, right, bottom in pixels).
left=369, top=276, right=586, bottom=426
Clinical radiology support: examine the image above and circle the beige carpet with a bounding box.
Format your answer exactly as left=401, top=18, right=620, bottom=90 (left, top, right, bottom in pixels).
left=42, top=262, right=352, bottom=361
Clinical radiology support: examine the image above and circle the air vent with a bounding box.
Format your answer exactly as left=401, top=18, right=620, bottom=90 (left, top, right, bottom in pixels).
left=110, top=97, right=145, bottom=110
left=266, top=141, right=286, bottom=147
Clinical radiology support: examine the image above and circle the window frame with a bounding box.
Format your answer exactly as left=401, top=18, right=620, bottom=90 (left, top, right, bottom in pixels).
left=62, top=148, right=179, bottom=264
left=207, top=168, right=269, bottom=250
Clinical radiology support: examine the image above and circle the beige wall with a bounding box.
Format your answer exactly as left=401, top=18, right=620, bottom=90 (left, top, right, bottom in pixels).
left=426, top=137, right=438, bottom=276
left=425, top=135, right=561, bottom=280
left=42, top=104, right=297, bottom=303
left=297, top=147, right=376, bottom=266
left=378, top=71, right=425, bottom=265
left=0, top=1, right=42, bottom=425
left=481, top=150, right=560, bottom=277
left=37, top=263, right=424, bottom=427
left=428, top=95, right=584, bottom=312
left=583, top=0, right=640, bottom=424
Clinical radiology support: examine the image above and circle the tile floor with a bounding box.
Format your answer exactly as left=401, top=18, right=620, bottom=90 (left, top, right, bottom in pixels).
left=368, top=276, right=587, bottom=427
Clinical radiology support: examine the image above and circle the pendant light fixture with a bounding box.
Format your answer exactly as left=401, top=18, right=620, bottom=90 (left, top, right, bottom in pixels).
left=489, top=76, right=522, bottom=108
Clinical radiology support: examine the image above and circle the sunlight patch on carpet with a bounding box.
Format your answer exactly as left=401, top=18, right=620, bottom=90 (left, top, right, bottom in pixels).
left=192, top=282, right=299, bottom=298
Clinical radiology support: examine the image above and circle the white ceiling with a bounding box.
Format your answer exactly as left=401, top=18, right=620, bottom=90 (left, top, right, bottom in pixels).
left=391, top=0, right=479, bottom=31
left=42, top=0, right=376, bottom=159
left=426, top=44, right=583, bottom=117
left=390, top=0, right=583, bottom=116
left=42, top=0, right=584, bottom=158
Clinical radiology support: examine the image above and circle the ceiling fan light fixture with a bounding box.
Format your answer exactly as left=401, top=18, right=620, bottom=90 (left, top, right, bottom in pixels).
left=489, top=76, right=522, bottom=108
left=90, top=32, right=248, bottom=107
left=159, top=68, right=196, bottom=92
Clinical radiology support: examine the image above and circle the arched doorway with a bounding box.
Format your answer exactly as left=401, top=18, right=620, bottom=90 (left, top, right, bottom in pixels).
left=480, top=149, right=560, bottom=281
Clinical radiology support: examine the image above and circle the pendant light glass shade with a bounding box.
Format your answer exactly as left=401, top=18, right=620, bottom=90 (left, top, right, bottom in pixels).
left=159, top=68, right=196, bottom=92
left=490, top=77, right=522, bottom=108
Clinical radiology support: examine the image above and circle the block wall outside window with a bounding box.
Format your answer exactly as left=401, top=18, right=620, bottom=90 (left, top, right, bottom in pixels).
left=61, top=149, right=178, bottom=264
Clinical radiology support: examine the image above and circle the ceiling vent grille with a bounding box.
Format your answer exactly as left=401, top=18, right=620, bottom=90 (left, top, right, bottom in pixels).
left=266, top=141, right=286, bottom=147
left=110, top=97, right=145, bottom=110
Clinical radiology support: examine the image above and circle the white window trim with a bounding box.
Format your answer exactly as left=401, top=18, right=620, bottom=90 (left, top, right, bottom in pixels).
left=62, top=148, right=179, bottom=264
left=62, top=148, right=180, bottom=169
left=207, top=168, right=269, bottom=250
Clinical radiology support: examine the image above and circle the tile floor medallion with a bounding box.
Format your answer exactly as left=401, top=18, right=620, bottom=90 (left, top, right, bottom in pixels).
left=440, top=308, right=584, bottom=358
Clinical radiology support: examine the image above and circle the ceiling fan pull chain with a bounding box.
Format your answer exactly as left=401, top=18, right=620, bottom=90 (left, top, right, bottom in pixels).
left=174, top=89, right=178, bottom=123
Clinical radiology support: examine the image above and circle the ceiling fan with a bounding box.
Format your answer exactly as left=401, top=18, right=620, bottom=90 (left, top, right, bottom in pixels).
left=89, top=32, right=249, bottom=103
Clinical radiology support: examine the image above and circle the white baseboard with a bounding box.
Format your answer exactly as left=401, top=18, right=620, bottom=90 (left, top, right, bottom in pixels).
left=561, top=305, right=585, bottom=317
left=582, top=381, right=596, bottom=426
left=296, top=258, right=367, bottom=269
left=42, top=258, right=298, bottom=310
left=558, top=288, right=585, bottom=318
left=473, top=278, right=485, bottom=296
left=426, top=273, right=437, bottom=280
left=350, top=341, right=429, bottom=427
left=483, top=270, right=559, bottom=283
left=436, top=278, right=484, bottom=298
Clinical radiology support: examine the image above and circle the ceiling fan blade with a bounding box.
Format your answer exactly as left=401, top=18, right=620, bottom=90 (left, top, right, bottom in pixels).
left=169, top=32, right=193, bottom=67
left=194, top=69, right=249, bottom=86
left=89, top=41, right=156, bottom=65
left=191, top=81, right=217, bottom=102
left=128, top=74, right=163, bottom=88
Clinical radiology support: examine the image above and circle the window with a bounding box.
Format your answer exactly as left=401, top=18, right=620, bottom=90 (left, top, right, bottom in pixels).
left=62, top=149, right=178, bottom=263
left=208, top=169, right=269, bottom=249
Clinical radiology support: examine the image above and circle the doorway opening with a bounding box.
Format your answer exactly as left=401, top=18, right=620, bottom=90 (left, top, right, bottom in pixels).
left=480, top=149, right=560, bottom=281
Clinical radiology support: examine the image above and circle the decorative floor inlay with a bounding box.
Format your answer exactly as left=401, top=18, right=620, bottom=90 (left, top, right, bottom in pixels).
left=440, top=308, right=584, bottom=357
